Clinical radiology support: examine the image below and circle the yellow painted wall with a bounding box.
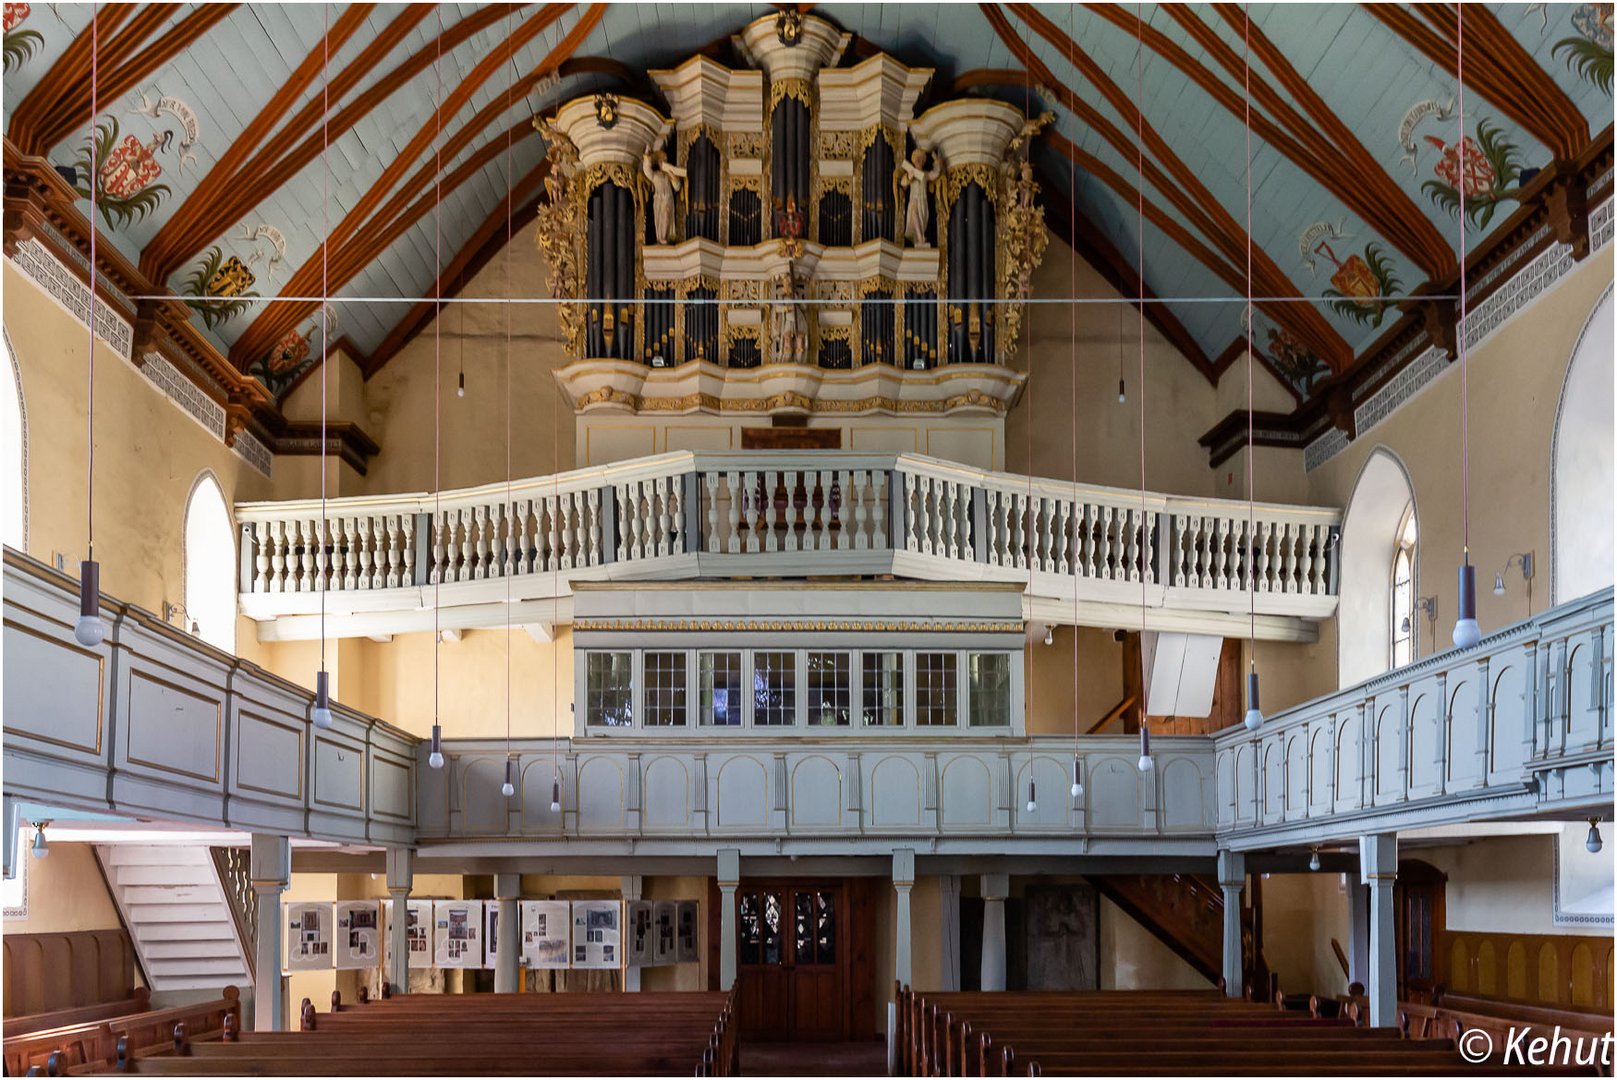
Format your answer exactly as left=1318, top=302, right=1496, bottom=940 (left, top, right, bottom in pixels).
left=3, top=842, right=124, bottom=936
left=1259, top=871, right=1351, bottom=998
left=1420, top=834, right=1612, bottom=938
left=1096, top=895, right=1208, bottom=990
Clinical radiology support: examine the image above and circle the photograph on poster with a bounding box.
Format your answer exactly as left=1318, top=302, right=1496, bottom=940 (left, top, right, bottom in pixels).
left=653, top=900, right=676, bottom=965
left=434, top=900, right=484, bottom=968
left=285, top=902, right=332, bottom=971
left=570, top=900, right=620, bottom=970
left=627, top=900, right=653, bottom=967
left=676, top=901, right=699, bottom=964
left=522, top=900, right=571, bottom=969
left=335, top=901, right=381, bottom=969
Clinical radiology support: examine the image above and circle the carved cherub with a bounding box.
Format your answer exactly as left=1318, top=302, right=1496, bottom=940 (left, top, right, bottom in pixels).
left=899, top=146, right=942, bottom=248
left=770, top=266, right=808, bottom=365
left=533, top=115, right=578, bottom=203
left=1006, top=111, right=1056, bottom=162
left=642, top=137, right=688, bottom=245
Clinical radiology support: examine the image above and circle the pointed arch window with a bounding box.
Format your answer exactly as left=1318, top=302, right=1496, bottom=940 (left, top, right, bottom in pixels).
left=184, top=474, right=236, bottom=653
left=2, top=334, right=26, bottom=550
left=1391, top=509, right=1417, bottom=668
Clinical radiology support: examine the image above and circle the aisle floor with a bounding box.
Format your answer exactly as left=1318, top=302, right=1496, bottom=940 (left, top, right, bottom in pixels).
left=739, top=1040, right=889, bottom=1077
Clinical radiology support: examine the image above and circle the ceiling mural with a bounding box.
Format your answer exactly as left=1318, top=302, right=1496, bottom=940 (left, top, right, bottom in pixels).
left=1, top=2, right=1610, bottom=415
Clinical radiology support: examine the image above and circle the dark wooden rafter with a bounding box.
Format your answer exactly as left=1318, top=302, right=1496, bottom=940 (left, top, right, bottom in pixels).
left=952, top=68, right=1033, bottom=94
left=7, top=3, right=149, bottom=152
left=1034, top=141, right=1215, bottom=381
left=142, top=3, right=479, bottom=282
left=229, top=2, right=594, bottom=369
left=1147, top=4, right=1458, bottom=279
left=138, top=2, right=386, bottom=281
left=359, top=164, right=550, bottom=379
left=1210, top=336, right=1248, bottom=382
left=991, top=4, right=1352, bottom=370
left=1395, top=4, right=1589, bottom=159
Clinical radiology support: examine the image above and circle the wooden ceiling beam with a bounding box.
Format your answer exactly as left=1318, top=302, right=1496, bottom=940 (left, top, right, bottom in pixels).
left=999, top=3, right=1351, bottom=370
left=1165, top=4, right=1457, bottom=279
left=231, top=4, right=599, bottom=370
left=7, top=3, right=144, bottom=152
left=987, top=4, right=1349, bottom=372
left=1372, top=4, right=1589, bottom=158
left=138, top=2, right=383, bottom=281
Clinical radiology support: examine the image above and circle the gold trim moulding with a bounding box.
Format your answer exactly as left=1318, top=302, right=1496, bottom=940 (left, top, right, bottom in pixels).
left=573, top=618, right=1026, bottom=634
left=554, top=357, right=1027, bottom=418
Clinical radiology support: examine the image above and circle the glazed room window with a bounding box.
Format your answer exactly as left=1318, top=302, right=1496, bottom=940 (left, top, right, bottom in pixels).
left=183, top=474, right=236, bottom=653
left=699, top=651, right=743, bottom=726
left=861, top=651, right=904, bottom=727
left=1391, top=511, right=1417, bottom=668
left=585, top=652, right=634, bottom=727
left=915, top=652, right=958, bottom=726
left=644, top=651, right=687, bottom=727
left=807, top=651, right=852, bottom=726
left=967, top=653, right=1012, bottom=727
left=752, top=651, right=797, bottom=726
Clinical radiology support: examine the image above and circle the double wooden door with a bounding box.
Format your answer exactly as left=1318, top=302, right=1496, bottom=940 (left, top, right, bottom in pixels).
left=735, top=880, right=846, bottom=1041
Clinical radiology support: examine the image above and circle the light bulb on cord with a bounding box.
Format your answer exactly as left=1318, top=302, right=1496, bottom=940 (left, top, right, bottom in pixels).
left=1308, top=848, right=1321, bottom=872
left=1243, top=670, right=1263, bottom=731
left=1453, top=558, right=1482, bottom=648
left=456, top=371, right=465, bottom=398
left=1118, top=378, right=1126, bottom=404
left=1025, top=781, right=1037, bottom=814
left=74, top=560, right=105, bottom=646
left=1137, top=725, right=1153, bottom=772
left=1493, top=573, right=1506, bottom=597
left=1070, top=757, right=1083, bottom=799
left=1043, top=625, right=1054, bottom=647
left=312, top=670, right=334, bottom=729
left=550, top=775, right=562, bottom=814
left=501, top=758, right=515, bottom=798
left=30, top=822, right=48, bottom=860
left=1587, top=819, right=1603, bottom=854
left=428, top=723, right=444, bottom=770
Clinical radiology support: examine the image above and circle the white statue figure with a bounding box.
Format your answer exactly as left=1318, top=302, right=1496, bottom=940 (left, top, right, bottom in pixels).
left=642, top=145, right=688, bottom=245
left=770, top=267, right=808, bottom=365
left=899, top=146, right=942, bottom=248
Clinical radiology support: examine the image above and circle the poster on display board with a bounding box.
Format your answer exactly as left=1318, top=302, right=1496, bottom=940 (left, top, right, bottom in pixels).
left=521, top=900, right=571, bottom=969
left=653, top=900, right=677, bottom=966
left=626, top=900, right=654, bottom=968
left=433, top=900, right=484, bottom=968
left=571, top=899, right=620, bottom=970
left=482, top=902, right=507, bottom=970
left=676, top=900, right=700, bottom=964
left=285, top=901, right=332, bottom=971
left=382, top=898, right=435, bottom=970
left=334, top=901, right=381, bottom=969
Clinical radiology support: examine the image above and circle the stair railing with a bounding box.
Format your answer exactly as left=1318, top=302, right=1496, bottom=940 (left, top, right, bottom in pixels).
left=211, top=846, right=257, bottom=979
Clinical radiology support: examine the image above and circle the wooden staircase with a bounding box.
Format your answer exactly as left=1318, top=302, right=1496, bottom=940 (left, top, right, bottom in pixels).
left=94, top=845, right=252, bottom=993
left=1091, top=873, right=1270, bottom=992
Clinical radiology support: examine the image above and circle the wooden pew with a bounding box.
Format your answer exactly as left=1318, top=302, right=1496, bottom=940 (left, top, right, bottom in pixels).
left=5, top=992, right=152, bottom=1039
left=6, top=989, right=238, bottom=1077
left=68, top=989, right=737, bottom=1077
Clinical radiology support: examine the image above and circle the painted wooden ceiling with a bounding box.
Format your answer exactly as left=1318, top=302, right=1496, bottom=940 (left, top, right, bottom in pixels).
left=3, top=2, right=1611, bottom=404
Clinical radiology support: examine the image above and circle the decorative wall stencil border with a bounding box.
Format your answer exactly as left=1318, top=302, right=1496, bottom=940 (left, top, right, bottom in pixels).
left=3, top=328, right=29, bottom=550
left=10, top=238, right=134, bottom=360
left=1552, top=826, right=1615, bottom=927
left=1306, top=196, right=1614, bottom=472
left=7, top=241, right=272, bottom=479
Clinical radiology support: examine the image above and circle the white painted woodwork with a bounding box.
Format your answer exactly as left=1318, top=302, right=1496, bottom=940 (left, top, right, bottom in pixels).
left=1215, top=587, right=1613, bottom=851
left=96, top=844, right=250, bottom=992
left=1141, top=633, right=1226, bottom=718
left=236, top=451, right=1341, bottom=643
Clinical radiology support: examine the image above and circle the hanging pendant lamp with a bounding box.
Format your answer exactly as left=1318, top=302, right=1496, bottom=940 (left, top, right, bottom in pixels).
left=1450, top=7, right=1482, bottom=653
left=311, top=5, right=333, bottom=732
left=75, top=6, right=103, bottom=650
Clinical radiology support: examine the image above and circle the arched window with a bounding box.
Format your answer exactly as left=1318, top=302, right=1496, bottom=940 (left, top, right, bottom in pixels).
left=2, top=332, right=26, bottom=550
left=1551, top=288, right=1613, bottom=604
left=1390, top=509, right=1417, bottom=667
left=1338, top=448, right=1417, bottom=688
left=184, top=474, right=236, bottom=653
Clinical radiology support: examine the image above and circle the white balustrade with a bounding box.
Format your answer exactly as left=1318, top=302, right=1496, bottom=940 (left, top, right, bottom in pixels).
left=238, top=452, right=1342, bottom=639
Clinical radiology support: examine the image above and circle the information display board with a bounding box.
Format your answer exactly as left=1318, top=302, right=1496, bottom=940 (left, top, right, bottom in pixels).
left=571, top=899, right=620, bottom=970
left=676, top=900, right=700, bottom=963
left=653, top=900, right=677, bottom=965
left=522, top=900, right=571, bottom=969
left=334, top=900, right=381, bottom=969
left=433, top=899, right=484, bottom=969
left=285, top=901, right=332, bottom=971
left=626, top=900, right=654, bottom=968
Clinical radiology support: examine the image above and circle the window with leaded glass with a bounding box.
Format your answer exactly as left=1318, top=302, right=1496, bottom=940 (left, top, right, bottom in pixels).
left=915, top=652, right=958, bottom=726
left=967, top=653, right=1011, bottom=727
left=753, top=651, right=797, bottom=726
left=807, top=651, right=852, bottom=726
left=861, top=651, right=904, bottom=726
left=585, top=651, right=634, bottom=727
left=644, top=651, right=687, bottom=726
left=699, top=651, right=743, bottom=726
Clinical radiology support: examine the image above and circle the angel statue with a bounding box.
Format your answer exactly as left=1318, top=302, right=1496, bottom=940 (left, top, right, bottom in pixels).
left=899, top=146, right=942, bottom=248
left=770, top=267, right=808, bottom=365
left=533, top=114, right=578, bottom=204
left=642, top=142, right=688, bottom=245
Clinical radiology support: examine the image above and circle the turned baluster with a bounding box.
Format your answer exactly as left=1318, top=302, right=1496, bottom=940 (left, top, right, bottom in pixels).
left=252, top=523, right=271, bottom=592
left=851, top=470, right=868, bottom=550
left=1255, top=520, right=1271, bottom=592
left=270, top=520, right=287, bottom=592
left=706, top=472, right=722, bottom=554
left=585, top=490, right=600, bottom=565
left=1054, top=499, right=1071, bottom=576
left=353, top=518, right=370, bottom=590
left=726, top=471, right=744, bottom=553
left=1209, top=516, right=1226, bottom=590
left=1142, top=507, right=1158, bottom=585
left=400, top=514, right=416, bottom=586
left=869, top=470, right=888, bottom=551
left=741, top=472, right=761, bottom=554
left=758, top=470, right=776, bottom=553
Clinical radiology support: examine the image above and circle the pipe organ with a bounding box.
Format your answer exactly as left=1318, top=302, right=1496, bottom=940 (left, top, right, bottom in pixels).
left=536, top=12, right=1050, bottom=423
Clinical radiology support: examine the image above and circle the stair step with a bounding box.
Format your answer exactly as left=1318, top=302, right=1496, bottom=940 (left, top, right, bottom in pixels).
left=143, top=976, right=245, bottom=992
left=123, top=903, right=233, bottom=923
left=134, top=924, right=239, bottom=945
left=139, top=939, right=245, bottom=960
left=144, top=957, right=247, bottom=977
left=99, top=846, right=215, bottom=867
left=119, top=884, right=222, bottom=905
left=108, top=865, right=219, bottom=887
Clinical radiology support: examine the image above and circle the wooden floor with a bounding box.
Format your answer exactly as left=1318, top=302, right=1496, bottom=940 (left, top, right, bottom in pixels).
left=739, top=1040, right=888, bottom=1077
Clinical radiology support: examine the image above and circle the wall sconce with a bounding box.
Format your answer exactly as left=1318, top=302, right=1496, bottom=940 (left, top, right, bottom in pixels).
left=1401, top=596, right=1438, bottom=650
left=30, top=820, right=50, bottom=859
left=162, top=601, right=199, bottom=635
left=1493, top=551, right=1534, bottom=611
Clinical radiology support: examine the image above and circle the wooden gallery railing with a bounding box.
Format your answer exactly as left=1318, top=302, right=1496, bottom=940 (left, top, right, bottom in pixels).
left=236, top=452, right=1340, bottom=637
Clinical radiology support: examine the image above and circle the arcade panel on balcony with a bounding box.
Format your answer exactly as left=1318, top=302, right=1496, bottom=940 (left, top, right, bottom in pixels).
left=532, top=12, right=1053, bottom=466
